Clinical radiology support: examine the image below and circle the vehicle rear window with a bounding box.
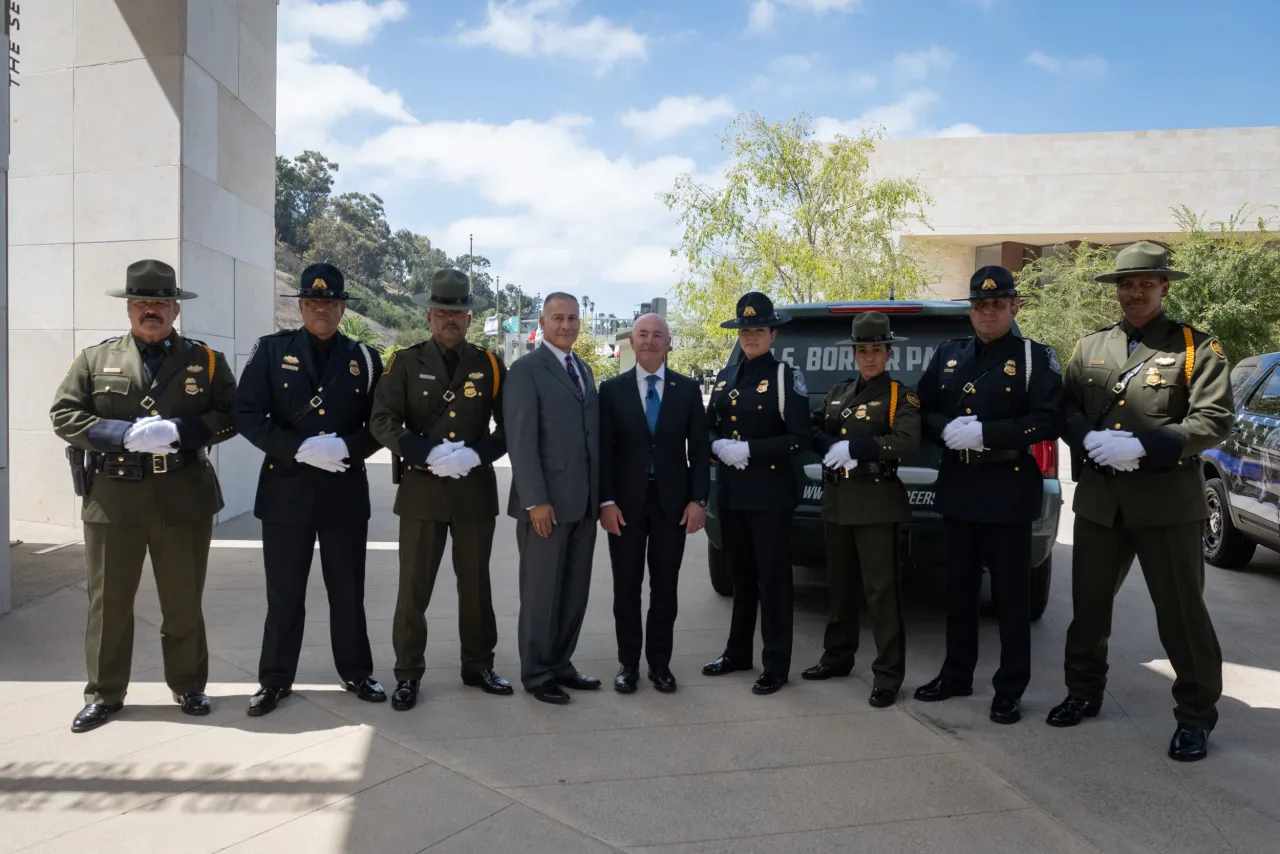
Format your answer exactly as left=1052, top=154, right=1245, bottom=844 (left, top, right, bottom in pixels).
left=767, top=313, right=977, bottom=395
left=1230, top=360, right=1261, bottom=401
left=1246, top=367, right=1280, bottom=417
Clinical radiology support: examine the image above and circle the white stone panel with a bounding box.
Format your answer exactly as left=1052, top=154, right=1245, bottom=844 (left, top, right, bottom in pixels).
left=9, top=244, right=74, bottom=331
left=214, top=436, right=262, bottom=522
left=9, top=328, right=76, bottom=431
left=74, top=0, right=186, bottom=67
left=182, top=167, right=238, bottom=258
left=74, top=166, right=181, bottom=243
left=178, top=242, right=236, bottom=339
left=236, top=196, right=276, bottom=272
left=238, top=0, right=276, bottom=43
left=238, top=16, right=276, bottom=129
left=186, top=0, right=240, bottom=95
left=181, top=57, right=219, bottom=184
left=9, top=175, right=74, bottom=245
left=9, top=431, right=80, bottom=529
left=10, top=70, right=73, bottom=178
left=218, top=87, right=275, bottom=214
left=74, top=56, right=183, bottom=173
left=907, top=238, right=972, bottom=301
left=74, top=239, right=182, bottom=330
left=15, top=0, right=75, bottom=74
left=235, top=260, right=276, bottom=347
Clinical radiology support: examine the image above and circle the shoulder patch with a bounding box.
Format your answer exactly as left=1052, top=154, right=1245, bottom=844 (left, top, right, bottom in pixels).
left=1208, top=338, right=1225, bottom=359
left=1046, top=346, right=1061, bottom=374
left=383, top=351, right=397, bottom=374
left=790, top=365, right=807, bottom=394
left=904, top=390, right=921, bottom=408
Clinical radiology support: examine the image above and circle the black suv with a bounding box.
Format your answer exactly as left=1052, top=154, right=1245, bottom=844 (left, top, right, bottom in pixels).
left=1201, top=351, right=1280, bottom=567
left=704, top=300, right=1063, bottom=620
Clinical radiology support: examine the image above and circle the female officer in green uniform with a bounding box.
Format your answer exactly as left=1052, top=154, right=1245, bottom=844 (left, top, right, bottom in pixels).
left=802, top=311, right=921, bottom=707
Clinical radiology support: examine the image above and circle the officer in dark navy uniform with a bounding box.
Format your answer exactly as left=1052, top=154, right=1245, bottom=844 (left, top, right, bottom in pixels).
left=232, top=262, right=388, bottom=716
left=701, top=292, right=810, bottom=695
left=912, top=266, right=1063, bottom=724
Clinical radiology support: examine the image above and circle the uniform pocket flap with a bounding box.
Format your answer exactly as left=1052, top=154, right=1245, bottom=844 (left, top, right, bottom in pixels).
left=92, top=375, right=132, bottom=395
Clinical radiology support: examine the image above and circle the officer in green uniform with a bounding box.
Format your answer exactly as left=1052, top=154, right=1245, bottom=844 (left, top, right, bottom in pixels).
left=1049, top=242, right=1234, bottom=762
left=50, top=259, right=237, bottom=733
left=802, top=312, right=921, bottom=708
left=370, top=269, right=513, bottom=710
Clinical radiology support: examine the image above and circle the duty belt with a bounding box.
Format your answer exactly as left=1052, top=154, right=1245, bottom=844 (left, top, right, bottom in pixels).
left=91, top=450, right=203, bottom=480
left=947, top=448, right=1024, bottom=465
left=823, top=460, right=897, bottom=483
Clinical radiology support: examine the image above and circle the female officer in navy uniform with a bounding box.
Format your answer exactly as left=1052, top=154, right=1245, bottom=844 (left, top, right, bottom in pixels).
left=701, top=292, right=810, bottom=695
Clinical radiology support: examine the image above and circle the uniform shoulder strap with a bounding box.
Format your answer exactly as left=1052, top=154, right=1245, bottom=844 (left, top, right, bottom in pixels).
left=203, top=344, right=216, bottom=380
left=485, top=348, right=501, bottom=397
left=1024, top=337, right=1032, bottom=392
left=777, top=361, right=786, bottom=419
left=889, top=381, right=899, bottom=428
left=358, top=342, right=374, bottom=393
left=1182, top=325, right=1195, bottom=384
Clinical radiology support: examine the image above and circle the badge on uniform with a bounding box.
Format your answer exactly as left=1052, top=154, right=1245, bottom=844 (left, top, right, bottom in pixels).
left=905, top=391, right=921, bottom=407
left=1155, top=356, right=1177, bottom=366
left=282, top=364, right=299, bottom=371
left=463, top=380, right=478, bottom=399
left=756, top=379, right=769, bottom=394
left=715, top=381, right=726, bottom=391
left=946, top=359, right=957, bottom=367
left=1003, top=359, right=1017, bottom=376
left=854, top=404, right=869, bottom=420
left=1208, top=339, right=1225, bottom=359
left=1145, top=366, right=1165, bottom=386
left=284, top=355, right=299, bottom=364
left=469, top=371, right=485, bottom=380
left=349, top=359, right=359, bottom=376
left=187, top=364, right=203, bottom=373
left=869, top=400, right=882, bottom=407
left=184, top=377, right=200, bottom=395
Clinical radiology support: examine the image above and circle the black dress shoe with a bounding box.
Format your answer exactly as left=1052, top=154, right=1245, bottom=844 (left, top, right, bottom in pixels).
left=648, top=666, right=677, bottom=694
left=751, top=673, right=787, bottom=695
left=990, top=695, right=1022, bottom=724
left=528, top=680, right=571, bottom=705
left=615, top=666, right=639, bottom=694
left=247, top=686, right=291, bottom=717
left=391, top=680, right=420, bottom=711
left=702, top=655, right=753, bottom=676
left=71, top=702, right=122, bottom=733
left=174, top=692, right=211, bottom=716
left=912, top=675, right=973, bottom=703
left=462, top=669, right=514, bottom=695
left=342, top=677, right=387, bottom=703
left=1169, top=724, right=1209, bottom=762
left=1046, top=695, right=1102, bottom=728
left=555, top=672, right=601, bottom=690
left=868, top=689, right=896, bottom=708
left=801, top=662, right=853, bottom=681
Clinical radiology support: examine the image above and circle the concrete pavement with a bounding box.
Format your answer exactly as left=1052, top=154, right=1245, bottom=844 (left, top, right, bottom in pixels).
left=2, top=452, right=1279, bottom=853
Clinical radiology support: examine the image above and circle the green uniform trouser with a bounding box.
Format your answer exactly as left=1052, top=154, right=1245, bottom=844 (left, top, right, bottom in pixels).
left=82, top=519, right=213, bottom=705
left=1065, top=515, right=1223, bottom=730
left=821, top=522, right=905, bottom=693
left=392, top=517, right=499, bottom=680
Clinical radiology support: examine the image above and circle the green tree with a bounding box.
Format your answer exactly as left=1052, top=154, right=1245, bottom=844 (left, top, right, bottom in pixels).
left=1165, top=205, right=1280, bottom=363
left=1013, top=243, right=1120, bottom=365
left=385, top=230, right=450, bottom=295
left=573, top=326, right=619, bottom=386
left=664, top=111, right=934, bottom=366
left=276, top=151, right=337, bottom=253
left=304, top=192, right=393, bottom=287
left=338, top=313, right=383, bottom=352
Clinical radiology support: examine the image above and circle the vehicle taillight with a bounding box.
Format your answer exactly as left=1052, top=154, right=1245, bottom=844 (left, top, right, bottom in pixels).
left=1032, top=440, right=1057, bottom=478
left=828, top=304, right=923, bottom=314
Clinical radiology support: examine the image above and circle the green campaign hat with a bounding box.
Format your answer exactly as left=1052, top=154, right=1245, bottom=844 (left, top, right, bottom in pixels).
left=1095, top=241, right=1188, bottom=284
left=412, top=268, right=489, bottom=311
left=106, top=259, right=197, bottom=300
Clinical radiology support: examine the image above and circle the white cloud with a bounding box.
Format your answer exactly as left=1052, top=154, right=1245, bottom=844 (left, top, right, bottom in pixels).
left=621, top=95, right=736, bottom=142
left=891, top=45, right=955, bottom=80
left=753, top=55, right=875, bottom=96
left=1026, top=50, right=1107, bottom=79
left=276, top=1, right=416, bottom=156
left=813, top=90, right=983, bottom=140
left=783, top=0, right=863, bottom=10
left=771, top=54, right=813, bottom=75
left=747, top=0, right=776, bottom=32
left=278, top=0, right=407, bottom=44
left=847, top=71, right=878, bottom=92
left=938, top=122, right=985, bottom=138
left=456, top=0, right=647, bottom=74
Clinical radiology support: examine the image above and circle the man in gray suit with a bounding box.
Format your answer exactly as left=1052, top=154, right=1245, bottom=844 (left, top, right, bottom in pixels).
left=503, top=293, right=602, bottom=705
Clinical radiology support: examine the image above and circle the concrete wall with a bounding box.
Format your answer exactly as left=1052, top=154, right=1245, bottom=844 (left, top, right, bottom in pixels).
left=871, top=127, right=1280, bottom=300
left=8, top=0, right=276, bottom=543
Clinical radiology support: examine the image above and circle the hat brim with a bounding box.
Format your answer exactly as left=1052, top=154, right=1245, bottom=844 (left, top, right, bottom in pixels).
left=412, top=294, right=490, bottom=312
left=952, top=290, right=1024, bottom=302
left=107, top=289, right=198, bottom=300
left=839, top=335, right=910, bottom=346
left=1094, top=267, right=1189, bottom=284
left=293, top=293, right=358, bottom=301
left=720, top=313, right=791, bottom=329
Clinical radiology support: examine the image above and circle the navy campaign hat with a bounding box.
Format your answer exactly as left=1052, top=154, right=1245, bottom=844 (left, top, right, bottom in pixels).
left=955, top=265, right=1021, bottom=301
left=296, top=262, right=354, bottom=300
left=720, top=291, right=791, bottom=329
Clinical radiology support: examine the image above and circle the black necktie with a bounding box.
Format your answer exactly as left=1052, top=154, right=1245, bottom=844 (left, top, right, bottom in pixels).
left=142, top=344, right=165, bottom=383
left=443, top=348, right=460, bottom=380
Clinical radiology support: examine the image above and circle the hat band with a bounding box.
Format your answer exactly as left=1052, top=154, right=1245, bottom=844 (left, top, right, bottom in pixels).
left=127, top=287, right=181, bottom=297
left=431, top=294, right=473, bottom=305
left=1114, top=265, right=1171, bottom=274
left=851, top=334, right=893, bottom=342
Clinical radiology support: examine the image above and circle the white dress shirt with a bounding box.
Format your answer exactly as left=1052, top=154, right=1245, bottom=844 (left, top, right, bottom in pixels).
left=541, top=340, right=582, bottom=376
left=636, top=362, right=665, bottom=407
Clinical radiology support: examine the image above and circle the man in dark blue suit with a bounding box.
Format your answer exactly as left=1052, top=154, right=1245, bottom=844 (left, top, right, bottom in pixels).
left=912, top=266, right=1063, bottom=724
left=598, top=314, right=711, bottom=694
left=232, top=263, right=387, bottom=716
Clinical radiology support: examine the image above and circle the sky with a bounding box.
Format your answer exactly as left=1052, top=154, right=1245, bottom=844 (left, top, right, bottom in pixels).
left=276, top=0, right=1280, bottom=317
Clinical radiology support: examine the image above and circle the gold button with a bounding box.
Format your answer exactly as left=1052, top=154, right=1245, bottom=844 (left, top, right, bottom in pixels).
left=841, top=428, right=847, bottom=435
left=449, top=432, right=456, bottom=438
left=1088, top=378, right=1093, bottom=383
left=318, top=386, right=323, bottom=392
left=269, top=464, right=273, bottom=470
left=770, top=465, right=775, bottom=470
left=1114, top=423, right=1122, bottom=429
left=731, top=400, right=737, bottom=406
left=104, top=386, right=110, bottom=391
left=118, top=470, right=124, bottom=476
left=757, top=405, right=763, bottom=410
left=283, top=383, right=288, bottom=388
left=319, top=431, right=326, bottom=435
left=318, top=409, right=325, bottom=415
left=731, top=416, right=737, bottom=421
left=117, top=456, right=124, bottom=462
left=1014, top=466, right=1020, bottom=472
left=874, top=478, right=880, bottom=483
left=450, top=412, right=457, bottom=418
left=965, top=408, right=972, bottom=414
left=1118, top=400, right=1125, bottom=406
left=151, top=410, right=159, bottom=416
left=423, top=391, right=428, bottom=396
left=1006, top=387, right=1011, bottom=392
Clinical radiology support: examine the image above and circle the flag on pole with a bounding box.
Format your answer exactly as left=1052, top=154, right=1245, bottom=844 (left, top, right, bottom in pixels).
left=483, top=315, right=499, bottom=335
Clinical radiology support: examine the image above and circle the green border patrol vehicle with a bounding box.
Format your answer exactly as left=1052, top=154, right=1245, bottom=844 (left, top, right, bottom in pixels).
left=704, top=300, right=1063, bottom=620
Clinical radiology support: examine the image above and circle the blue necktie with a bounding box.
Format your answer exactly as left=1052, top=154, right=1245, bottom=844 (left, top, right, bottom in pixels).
left=565, top=355, right=584, bottom=400
left=645, top=375, right=660, bottom=474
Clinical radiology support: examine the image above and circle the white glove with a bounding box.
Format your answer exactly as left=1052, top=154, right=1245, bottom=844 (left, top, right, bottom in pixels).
left=1083, top=429, right=1131, bottom=453
left=124, top=416, right=179, bottom=453
left=297, top=435, right=349, bottom=464
left=823, top=440, right=851, bottom=468
left=945, top=419, right=985, bottom=451
left=1089, top=434, right=1146, bottom=468
left=841, top=459, right=858, bottom=471
left=711, top=439, right=731, bottom=459
left=434, top=447, right=481, bottom=478
left=718, top=439, right=750, bottom=468
left=941, top=414, right=978, bottom=447
left=427, top=439, right=464, bottom=465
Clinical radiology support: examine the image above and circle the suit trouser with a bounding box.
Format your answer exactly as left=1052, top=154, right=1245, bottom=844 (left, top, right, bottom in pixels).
left=1065, top=514, right=1222, bottom=730
left=721, top=508, right=794, bottom=679
left=82, top=519, right=212, bottom=705
left=608, top=481, right=685, bottom=669
left=393, top=517, right=499, bottom=680
left=515, top=516, right=596, bottom=689
left=821, top=521, right=905, bottom=692
left=258, top=521, right=374, bottom=688
left=940, top=518, right=1032, bottom=698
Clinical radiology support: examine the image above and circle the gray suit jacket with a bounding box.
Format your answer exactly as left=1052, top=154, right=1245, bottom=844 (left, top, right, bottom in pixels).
left=504, top=342, right=600, bottom=523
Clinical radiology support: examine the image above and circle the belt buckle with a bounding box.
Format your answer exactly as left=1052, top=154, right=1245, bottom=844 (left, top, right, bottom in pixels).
left=152, top=454, right=168, bottom=474
left=961, top=449, right=970, bottom=464
left=442, top=391, right=456, bottom=402
left=310, top=395, right=323, bottom=409
left=140, top=395, right=155, bottom=409
left=962, top=382, right=976, bottom=394
left=1111, top=381, right=1126, bottom=393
